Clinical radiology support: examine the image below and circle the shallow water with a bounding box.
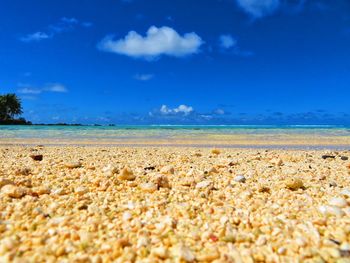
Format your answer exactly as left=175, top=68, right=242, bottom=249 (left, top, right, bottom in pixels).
left=0, top=124, right=349, bottom=138
left=1, top=125, right=350, bottom=148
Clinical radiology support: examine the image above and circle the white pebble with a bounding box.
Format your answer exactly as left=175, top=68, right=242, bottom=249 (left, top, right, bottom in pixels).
left=220, top=216, right=229, bottom=225
left=123, top=211, right=132, bottom=221
left=195, top=180, right=212, bottom=189
left=340, top=243, right=350, bottom=251
left=152, top=246, right=168, bottom=259
left=136, top=236, right=149, bottom=248
left=1, top=185, right=27, bottom=198
left=127, top=201, right=135, bottom=210
left=234, top=175, right=246, bottom=183
left=319, top=205, right=345, bottom=217
left=277, top=247, right=287, bottom=255
left=176, top=245, right=195, bottom=262
left=340, top=189, right=350, bottom=198
left=295, top=237, right=307, bottom=247
left=256, top=235, right=267, bottom=246
left=102, top=164, right=118, bottom=176
left=329, top=197, right=348, bottom=208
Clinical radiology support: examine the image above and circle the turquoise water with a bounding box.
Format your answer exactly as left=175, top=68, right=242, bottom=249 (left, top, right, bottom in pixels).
left=0, top=125, right=350, bottom=140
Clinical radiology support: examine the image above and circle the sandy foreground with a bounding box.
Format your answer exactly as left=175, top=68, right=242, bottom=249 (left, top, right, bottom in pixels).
left=1, top=146, right=350, bottom=263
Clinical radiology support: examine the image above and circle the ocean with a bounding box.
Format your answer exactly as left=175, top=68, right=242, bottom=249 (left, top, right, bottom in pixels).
left=0, top=125, right=350, bottom=148
left=0, top=124, right=349, bottom=138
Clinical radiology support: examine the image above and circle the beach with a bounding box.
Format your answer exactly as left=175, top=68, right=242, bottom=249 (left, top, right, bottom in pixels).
left=1, top=141, right=350, bottom=262
left=2, top=0, right=350, bottom=261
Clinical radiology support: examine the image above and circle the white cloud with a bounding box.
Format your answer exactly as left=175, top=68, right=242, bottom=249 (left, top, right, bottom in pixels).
left=17, top=87, right=42, bottom=94
left=81, top=22, right=93, bottom=28
left=61, top=17, right=79, bottom=24
left=236, top=0, right=280, bottom=18
left=219, top=34, right=237, bottom=49
left=218, top=34, right=253, bottom=57
left=134, top=74, right=154, bottom=81
left=19, top=95, right=37, bottom=100
left=98, top=26, right=203, bottom=59
left=159, top=105, right=172, bottom=114
left=44, top=83, right=68, bottom=93
left=20, top=17, right=92, bottom=43
left=17, top=83, right=68, bottom=94
left=213, top=108, right=225, bottom=115
left=159, top=104, right=194, bottom=115
left=20, top=32, right=51, bottom=42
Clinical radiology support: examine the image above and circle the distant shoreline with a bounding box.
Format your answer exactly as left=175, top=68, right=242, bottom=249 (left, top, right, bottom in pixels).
left=0, top=122, right=104, bottom=126
left=1, top=123, right=350, bottom=128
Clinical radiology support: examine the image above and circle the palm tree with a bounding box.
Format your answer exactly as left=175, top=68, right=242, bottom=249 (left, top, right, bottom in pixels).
left=0, top=93, right=23, bottom=121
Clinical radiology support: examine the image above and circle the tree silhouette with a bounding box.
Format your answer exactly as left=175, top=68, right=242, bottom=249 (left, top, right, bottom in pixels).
left=0, top=93, right=23, bottom=121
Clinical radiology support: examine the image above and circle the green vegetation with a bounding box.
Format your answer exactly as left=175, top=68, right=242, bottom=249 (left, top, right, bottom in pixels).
left=0, top=93, right=31, bottom=124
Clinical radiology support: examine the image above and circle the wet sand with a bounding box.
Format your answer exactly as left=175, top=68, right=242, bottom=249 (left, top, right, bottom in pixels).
left=1, top=145, right=350, bottom=262
left=1, top=133, right=350, bottom=148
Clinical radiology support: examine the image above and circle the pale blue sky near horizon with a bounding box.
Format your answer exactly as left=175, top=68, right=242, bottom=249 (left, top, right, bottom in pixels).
left=1, top=0, right=350, bottom=124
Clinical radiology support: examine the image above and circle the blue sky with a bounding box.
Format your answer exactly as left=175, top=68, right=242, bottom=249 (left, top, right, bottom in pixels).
left=1, top=0, right=350, bottom=124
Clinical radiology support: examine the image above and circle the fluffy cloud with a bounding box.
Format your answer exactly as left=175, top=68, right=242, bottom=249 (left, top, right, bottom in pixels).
left=159, top=104, right=194, bottom=115
left=17, top=83, right=68, bottom=94
left=219, top=34, right=237, bottom=49
left=144, top=105, right=237, bottom=124
left=98, top=26, right=203, bottom=59
left=20, top=17, right=92, bottom=43
left=134, top=74, right=154, bottom=81
left=236, top=0, right=280, bottom=18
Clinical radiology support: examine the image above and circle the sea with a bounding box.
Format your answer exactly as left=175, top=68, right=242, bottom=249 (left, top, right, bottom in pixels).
left=0, top=125, right=350, bottom=149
